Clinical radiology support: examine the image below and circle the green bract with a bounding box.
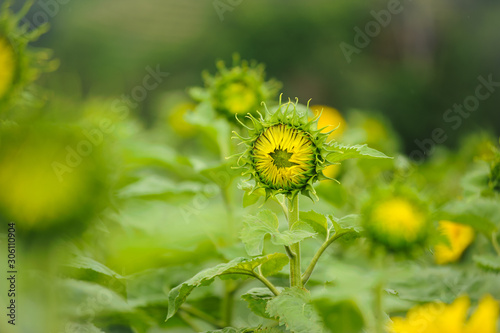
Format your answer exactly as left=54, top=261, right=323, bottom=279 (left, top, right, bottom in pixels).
left=0, top=1, right=58, bottom=110
left=190, top=55, right=281, bottom=121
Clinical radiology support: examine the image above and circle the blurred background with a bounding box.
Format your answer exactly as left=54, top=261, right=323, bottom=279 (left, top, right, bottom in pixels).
left=23, top=0, right=500, bottom=153
left=2, top=1, right=500, bottom=332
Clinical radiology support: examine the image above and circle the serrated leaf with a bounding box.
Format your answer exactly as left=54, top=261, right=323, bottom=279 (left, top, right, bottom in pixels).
left=327, top=143, right=391, bottom=163
left=266, top=287, right=323, bottom=333
left=300, top=211, right=329, bottom=239
left=473, top=255, right=500, bottom=272
left=242, top=288, right=281, bottom=319
left=241, top=210, right=316, bottom=256
left=331, top=215, right=363, bottom=234
left=166, top=253, right=287, bottom=321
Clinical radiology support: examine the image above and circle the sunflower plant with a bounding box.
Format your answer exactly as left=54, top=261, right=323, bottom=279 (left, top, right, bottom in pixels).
left=165, top=97, right=392, bottom=332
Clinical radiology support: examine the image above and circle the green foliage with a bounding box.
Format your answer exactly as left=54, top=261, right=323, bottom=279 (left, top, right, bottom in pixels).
left=166, top=254, right=288, bottom=321
left=241, top=210, right=316, bottom=256
left=327, top=143, right=392, bottom=163
left=473, top=255, right=500, bottom=272
left=266, top=287, right=323, bottom=333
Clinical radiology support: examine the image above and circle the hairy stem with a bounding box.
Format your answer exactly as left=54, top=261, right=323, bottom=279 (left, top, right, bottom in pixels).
left=287, top=195, right=302, bottom=288
left=302, top=230, right=354, bottom=285
left=253, top=271, right=281, bottom=296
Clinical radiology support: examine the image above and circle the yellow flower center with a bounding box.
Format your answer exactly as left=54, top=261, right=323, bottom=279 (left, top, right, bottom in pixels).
left=221, top=82, right=258, bottom=114
left=0, top=37, right=16, bottom=99
left=252, top=124, right=316, bottom=190
left=372, top=198, right=425, bottom=242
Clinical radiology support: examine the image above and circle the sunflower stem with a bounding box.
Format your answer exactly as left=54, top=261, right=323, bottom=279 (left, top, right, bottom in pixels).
left=302, top=229, right=355, bottom=286
left=287, top=195, right=302, bottom=288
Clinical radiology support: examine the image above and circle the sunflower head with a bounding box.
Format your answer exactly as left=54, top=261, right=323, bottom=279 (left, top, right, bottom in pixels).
left=190, top=54, right=281, bottom=121
left=0, top=1, right=58, bottom=110
left=363, top=188, right=429, bottom=251
left=233, top=97, right=334, bottom=200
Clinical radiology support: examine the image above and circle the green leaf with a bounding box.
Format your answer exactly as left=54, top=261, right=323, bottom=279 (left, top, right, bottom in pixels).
left=200, top=162, right=240, bottom=189
left=435, top=198, right=500, bottom=235
left=241, top=210, right=316, bottom=256
left=202, top=328, right=253, bottom=333
left=65, top=255, right=124, bottom=280
left=313, top=299, right=364, bottom=333
left=473, top=255, right=500, bottom=272
left=166, top=253, right=287, bottom=321
left=62, top=322, right=106, bottom=333
left=266, top=287, right=323, bottom=333
left=331, top=214, right=363, bottom=234
left=327, top=143, right=391, bottom=163
left=118, top=175, right=207, bottom=199
left=300, top=210, right=329, bottom=239
left=242, top=288, right=281, bottom=319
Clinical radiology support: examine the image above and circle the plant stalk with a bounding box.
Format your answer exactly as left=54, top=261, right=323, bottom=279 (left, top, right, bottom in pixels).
left=302, top=229, right=354, bottom=285
left=254, top=272, right=280, bottom=296
left=287, top=195, right=302, bottom=288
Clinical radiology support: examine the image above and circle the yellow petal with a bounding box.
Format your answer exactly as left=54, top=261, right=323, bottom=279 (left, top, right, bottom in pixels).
left=464, top=295, right=499, bottom=333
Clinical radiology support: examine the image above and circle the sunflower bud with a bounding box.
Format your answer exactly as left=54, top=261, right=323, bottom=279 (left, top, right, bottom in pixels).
left=190, top=55, right=281, bottom=121
left=0, top=1, right=58, bottom=109
left=233, top=97, right=333, bottom=200
left=363, top=188, right=429, bottom=251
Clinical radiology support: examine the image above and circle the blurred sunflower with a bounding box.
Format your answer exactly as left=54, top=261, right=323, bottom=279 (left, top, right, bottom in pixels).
left=310, top=105, right=346, bottom=179
left=0, top=1, right=58, bottom=109
left=168, top=102, right=197, bottom=137
left=363, top=189, right=429, bottom=251
left=389, top=294, right=499, bottom=333
left=233, top=97, right=332, bottom=199
left=190, top=54, right=281, bottom=121
left=0, top=122, right=108, bottom=237
left=434, top=221, right=474, bottom=265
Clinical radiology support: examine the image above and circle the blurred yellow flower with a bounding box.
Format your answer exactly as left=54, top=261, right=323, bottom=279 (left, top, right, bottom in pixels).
left=310, top=105, right=345, bottom=179
left=168, top=102, right=197, bottom=137
left=434, top=221, right=474, bottom=265
left=0, top=37, right=16, bottom=99
left=310, top=105, right=346, bottom=140
left=372, top=198, right=426, bottom=247
left=389, top=295, right=499, bottom=333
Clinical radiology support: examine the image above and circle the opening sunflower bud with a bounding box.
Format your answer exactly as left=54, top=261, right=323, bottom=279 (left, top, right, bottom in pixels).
left=233, top=97, right=334, bottom=200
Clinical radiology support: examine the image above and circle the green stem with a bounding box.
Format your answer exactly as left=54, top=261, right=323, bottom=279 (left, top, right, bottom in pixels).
left=492, top=232, right=500, bottom=257
left=302, top=230, right=354, bottom=285
left=222, top=280, right=235, bottom=326
left=374, top=282, right=385, bottom=333
left=253, top=271, right=281, bottom=296
left=287, top=195, right=302, bottom=288
left=181, top=304, right=225, bottom=329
